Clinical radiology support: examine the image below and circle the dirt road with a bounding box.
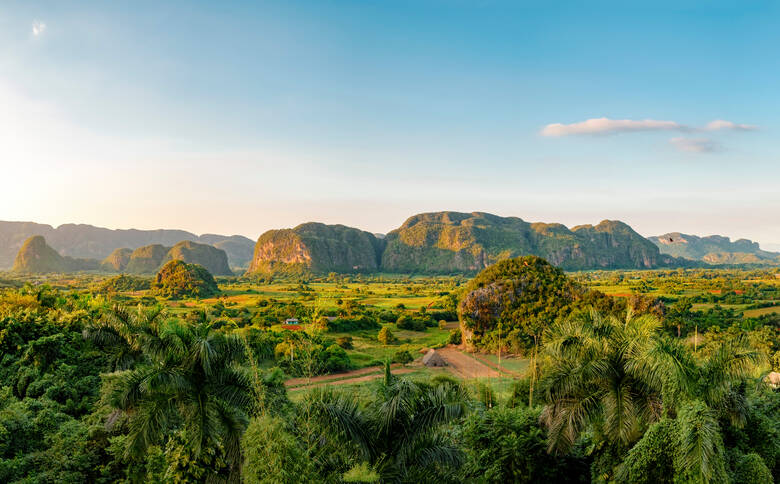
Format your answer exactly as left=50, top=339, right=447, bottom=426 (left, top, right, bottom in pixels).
left=436, top=347, right=499, bottom=379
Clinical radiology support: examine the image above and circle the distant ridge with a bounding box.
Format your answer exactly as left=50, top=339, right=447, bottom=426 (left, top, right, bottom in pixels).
left=12, top=236, right=232, bottom=275
left=648, top=232, right=780, bottom=265
left=0, top=221, right=254, bottom=269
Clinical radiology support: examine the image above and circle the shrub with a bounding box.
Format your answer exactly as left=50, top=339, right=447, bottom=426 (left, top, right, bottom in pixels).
left=448, top=329, right=462, bottom=345
left=393, top=350, right=413, bottom=365
left=336, top=336, right=353, bottom=349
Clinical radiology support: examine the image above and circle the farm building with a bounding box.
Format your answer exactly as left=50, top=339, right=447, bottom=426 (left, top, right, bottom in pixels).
left=284, top=318, right=299, bottom=325
left=422, top=349, right=446, bottom=367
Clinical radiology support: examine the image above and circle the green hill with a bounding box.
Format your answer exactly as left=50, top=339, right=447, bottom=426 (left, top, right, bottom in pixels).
left=648, top=232, right=780, bottom=265
left=125, top=244, right=170, bottom=274
left=101, top=248, right=133, bottom=272
left=151, top=260, right=219, bottom=299
left=163, top=241, right=232, bottom=275
left=12, top=236, right=99, bottom=273
left=247, top=222, right=384, bottom=276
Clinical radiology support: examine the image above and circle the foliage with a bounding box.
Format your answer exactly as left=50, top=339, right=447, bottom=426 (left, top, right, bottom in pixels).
left=461, top=406, right=587, bottom=483
left=150, top=260, right=219, bottom=299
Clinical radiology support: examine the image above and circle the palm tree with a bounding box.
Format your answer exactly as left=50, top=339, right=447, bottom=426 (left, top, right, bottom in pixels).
left=539, top=309, right=664, bottom=453
left=300, top=365, right=472, bottom=482
left=107, top=318, right=253, bottom=481
left=83, top=304, right=166, bottom=371
left=650, top=334, right=763, bottom=426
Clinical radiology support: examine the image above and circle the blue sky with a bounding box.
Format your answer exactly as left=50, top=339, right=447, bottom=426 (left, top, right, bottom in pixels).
left=1, top=1, right=779, bottom=247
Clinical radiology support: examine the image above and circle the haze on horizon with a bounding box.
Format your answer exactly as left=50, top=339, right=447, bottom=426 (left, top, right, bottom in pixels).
left=1, top=1, right=778, bottom=248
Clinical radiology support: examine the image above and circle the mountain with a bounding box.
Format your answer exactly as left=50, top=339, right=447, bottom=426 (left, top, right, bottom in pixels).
left=125, top=244, right=170, bottom=274
left=381, top=212, right=672, bottom=273
left=101, top=248, right=133, bottom=272
left=247, top=223, right=384, bottom=275
left=163, top=241, right=232, bottom=275
left=648, top=233, right=780, bottom=265
left=198, top=235, right=255, bottom=269
left=0, top=221, right=254, bottom=269
left=246, top=212, right=682, bottom=276
left=12, top=236, right=99, bottom=273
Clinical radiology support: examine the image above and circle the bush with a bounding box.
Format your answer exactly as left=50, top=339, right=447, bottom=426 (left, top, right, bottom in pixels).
left=448, top=329, right=462, bottom=345
left=396, top=315, right=426, bottom=331
left=438, top=320, right=447, bottom=330
left=336, top=336, right=353, bottom=349
left=733, top=452, right=773, bottom=484
left=393, top=350, right=413, bottom=365
left=327, top=316, right=381, bottom=332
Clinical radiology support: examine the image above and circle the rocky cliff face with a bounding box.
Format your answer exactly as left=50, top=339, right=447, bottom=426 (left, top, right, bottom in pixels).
left=648, top=232, right=780, bottom=264
left=380, top=212, right=665, bottom=273
left=247, top=223, right=384, bottom=275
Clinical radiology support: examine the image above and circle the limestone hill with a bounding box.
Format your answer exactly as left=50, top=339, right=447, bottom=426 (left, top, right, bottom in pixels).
left=247, top=223, right=384, bottom=276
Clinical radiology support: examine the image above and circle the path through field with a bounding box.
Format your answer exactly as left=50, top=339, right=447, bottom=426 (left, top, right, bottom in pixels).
left=436, top=347, right=499, bottom=379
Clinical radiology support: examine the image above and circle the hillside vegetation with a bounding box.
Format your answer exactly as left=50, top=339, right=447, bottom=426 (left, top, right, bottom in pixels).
left=151, top=259, right=219, bottom=299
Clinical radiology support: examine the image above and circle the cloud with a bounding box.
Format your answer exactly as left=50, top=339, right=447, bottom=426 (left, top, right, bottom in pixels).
left=541, top=117, right=759, bottom=137
left=32, top=20, right=46, bottom=36
left=540, top=117, right=683, bottom=137
left=704, top=119, right=757, bottom=131
left=669, top=137, right=723, bottom=153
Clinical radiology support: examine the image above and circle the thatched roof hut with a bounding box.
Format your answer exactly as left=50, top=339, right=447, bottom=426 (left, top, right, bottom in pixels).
left=422, top=349, right=446, bottom=367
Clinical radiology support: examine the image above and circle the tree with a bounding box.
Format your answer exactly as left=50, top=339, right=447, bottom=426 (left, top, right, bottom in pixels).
left=302, top=376, right=472, bottom=481
left=540, top=310, right=664, bottom=454
left=83, top=304, right=166, bottom=371
left=461, top=406, right=586, bottom=483
left=106, top=319, right=252, bottom=481
left=377, top=327, right=395, bottom=345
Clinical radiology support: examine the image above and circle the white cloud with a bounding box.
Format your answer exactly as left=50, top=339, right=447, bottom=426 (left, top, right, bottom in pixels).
left=32, top=20, right=46, bottom=36
left=541, top=117, right=758, bottom=137
left=541, top=117, right=684, bottom=137
left=704, top=119, right=757, bottom=131
left=669, top=137, right=722, bottom=153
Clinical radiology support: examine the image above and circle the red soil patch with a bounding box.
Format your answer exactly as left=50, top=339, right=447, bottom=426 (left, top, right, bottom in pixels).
left=611, top=293, right=632, bottom=298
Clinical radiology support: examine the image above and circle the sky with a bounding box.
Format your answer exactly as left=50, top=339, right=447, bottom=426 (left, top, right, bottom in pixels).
left=1, top=1, right=779, bottom=248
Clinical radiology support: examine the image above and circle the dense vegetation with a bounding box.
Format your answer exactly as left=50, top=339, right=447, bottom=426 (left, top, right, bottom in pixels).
left=150, top=260, right=219, bottom=299
left=0, top=261, right=777, bottom=483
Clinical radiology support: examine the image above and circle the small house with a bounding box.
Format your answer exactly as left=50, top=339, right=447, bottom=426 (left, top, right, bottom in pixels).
left=284, top=318, right=299, bottom=325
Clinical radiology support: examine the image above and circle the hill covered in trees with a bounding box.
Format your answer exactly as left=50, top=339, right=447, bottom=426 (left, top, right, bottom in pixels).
left=0, top=221, right=254, bottom=269
left=151, top=260, right=219, bottom=298
left=649, top=232, right=780, bottom=265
